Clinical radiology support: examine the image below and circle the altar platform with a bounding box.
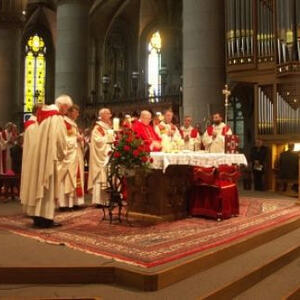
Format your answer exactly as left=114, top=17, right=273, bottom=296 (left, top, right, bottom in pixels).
left=0, top=192, right=300, bottom=295
left=127, top=152, right=247, bottom=222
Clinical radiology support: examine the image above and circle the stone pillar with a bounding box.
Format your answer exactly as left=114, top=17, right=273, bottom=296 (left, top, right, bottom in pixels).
left=0, top=23, right=22, bottom=125
left=55, top=0, right=91, bottom=105
left=161, top=27, right=182, bottom=95
left=297, top=154, right=300, bottom=205
left=183, top=0, right=225, bottom=126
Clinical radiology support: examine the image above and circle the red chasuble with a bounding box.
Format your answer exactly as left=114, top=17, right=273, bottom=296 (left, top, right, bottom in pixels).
left=132, top=120, right=162, bottom=152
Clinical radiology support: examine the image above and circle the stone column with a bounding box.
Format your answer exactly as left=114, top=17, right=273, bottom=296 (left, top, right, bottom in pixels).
left=161, top=27, right=182, bottom=95
left=0, top=22, right=22, bottom=125
left=183, top=0, right=225, bottom=126
left=297, top=154, right=300, bottom=205
left=55, top=0, right=91, bottom=105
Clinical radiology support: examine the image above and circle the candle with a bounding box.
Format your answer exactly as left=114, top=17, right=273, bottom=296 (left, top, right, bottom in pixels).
left=113, top=118, right=120, bottom=131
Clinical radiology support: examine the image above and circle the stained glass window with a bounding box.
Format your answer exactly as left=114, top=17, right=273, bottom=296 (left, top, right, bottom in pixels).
left=24, top=34, right=46, bottom=115
left=148, top=31, right=161, bottom=99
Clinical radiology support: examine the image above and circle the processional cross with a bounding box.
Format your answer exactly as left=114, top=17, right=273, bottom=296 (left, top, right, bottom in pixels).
left=222, top=84, right=231, bottom=124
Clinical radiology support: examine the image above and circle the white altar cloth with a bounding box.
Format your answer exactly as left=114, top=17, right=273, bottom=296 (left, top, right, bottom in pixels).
left=150, top=152, right=248, bottom=172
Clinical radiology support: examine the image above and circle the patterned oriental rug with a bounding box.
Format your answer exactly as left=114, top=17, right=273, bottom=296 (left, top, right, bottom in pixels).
left=0, top=197, right=300, bottom=268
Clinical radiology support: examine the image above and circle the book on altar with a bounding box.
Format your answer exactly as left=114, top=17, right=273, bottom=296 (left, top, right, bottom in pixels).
left=225, top=135, right=239, bottom=154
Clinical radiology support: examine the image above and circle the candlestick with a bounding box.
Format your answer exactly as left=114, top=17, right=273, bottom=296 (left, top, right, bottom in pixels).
left=113, top=117, right=120, bottom=131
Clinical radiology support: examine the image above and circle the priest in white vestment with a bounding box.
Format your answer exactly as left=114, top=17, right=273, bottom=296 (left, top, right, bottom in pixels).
left=180, top=116, right=202, bottom=151
left=202, top=113, right=232, bottom=153
left=58, top=105, right=85, bottom=210
left=88, top=108, right=113, bottom=206
left=30, top=95, right=73, bottom=228
left=20, top=105, right=40, bottom=216
left=158, top=110, right=182, bottom=151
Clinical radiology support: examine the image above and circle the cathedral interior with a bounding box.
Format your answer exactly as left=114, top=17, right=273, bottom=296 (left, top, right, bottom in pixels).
left=1, top=0, right=300, bottom=191
left=1, top=0, right=300, bottom=299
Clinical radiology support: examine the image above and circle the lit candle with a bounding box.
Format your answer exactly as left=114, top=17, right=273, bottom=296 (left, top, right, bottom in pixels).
left=113, top=118, right=120, bottom=131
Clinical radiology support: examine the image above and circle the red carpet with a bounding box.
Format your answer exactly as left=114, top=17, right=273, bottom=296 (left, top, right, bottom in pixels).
left=0, top=197, right=300, bottom=268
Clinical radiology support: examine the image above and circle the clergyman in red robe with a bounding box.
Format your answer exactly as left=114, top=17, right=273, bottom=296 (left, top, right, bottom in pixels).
left=132, top=110, right=162, bottom=152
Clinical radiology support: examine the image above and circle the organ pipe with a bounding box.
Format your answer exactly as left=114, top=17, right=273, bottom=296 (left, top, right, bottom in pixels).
left=276, top=94, right=300, bottom=134
left=258, top=87, right=274, bottom=135
left=226, top=0, right=254, bottom=59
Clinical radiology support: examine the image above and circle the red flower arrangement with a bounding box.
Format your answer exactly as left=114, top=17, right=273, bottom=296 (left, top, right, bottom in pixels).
left=105, top=128, right=153, bottom=218
left=108, top=128, right=153, bottom=176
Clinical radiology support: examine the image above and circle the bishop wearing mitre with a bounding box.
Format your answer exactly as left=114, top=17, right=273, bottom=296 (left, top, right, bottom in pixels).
left=58, top=105, right=85, bottom=210
left=20, top=104, right=40, bottom=216
left=28, top=95, right=73, bottom=228
left=202, top=113, right=232, bottom=153
left=88, top=108, right=114, bottom=206
left=180, top=116, right=201, bottom=151
left=132, top=110, right=162, bottom=152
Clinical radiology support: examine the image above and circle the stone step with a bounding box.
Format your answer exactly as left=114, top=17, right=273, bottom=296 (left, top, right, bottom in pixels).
left=285, top=285, right=300, bottom=300
left=234, top=256, right=300, bottom=300
left=180, top=227, right=300, bottom=299
left=1, top=216, right=300, bottom=293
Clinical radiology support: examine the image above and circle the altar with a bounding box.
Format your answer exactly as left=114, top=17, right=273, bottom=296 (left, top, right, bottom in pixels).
left=127, top=152, right=247, bottom=222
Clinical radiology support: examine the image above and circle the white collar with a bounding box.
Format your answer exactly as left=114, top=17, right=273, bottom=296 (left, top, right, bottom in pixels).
left=64, top=116, right=77, bottom=128
left=42, top=104, right=59, bottom=112
left=213, top=122, right=225, bottom=128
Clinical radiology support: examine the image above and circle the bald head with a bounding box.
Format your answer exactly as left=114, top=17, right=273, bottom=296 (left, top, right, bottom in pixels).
left=140, top=110, right=152, bottom=125
left=99, top=108, right=112, bottom=123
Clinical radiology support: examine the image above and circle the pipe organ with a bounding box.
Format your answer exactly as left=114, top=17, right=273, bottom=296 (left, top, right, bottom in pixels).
left=257, top=84, right=300, bottom=137
left=226, top=1, right=300, bottom=140
left=226, top=0, right=300, bottom=67
left=226, top=1, right=300, bottom=191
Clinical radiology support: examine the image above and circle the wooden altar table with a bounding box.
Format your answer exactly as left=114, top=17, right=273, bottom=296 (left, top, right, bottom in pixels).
left=127, top=152, right=247, bottom=222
